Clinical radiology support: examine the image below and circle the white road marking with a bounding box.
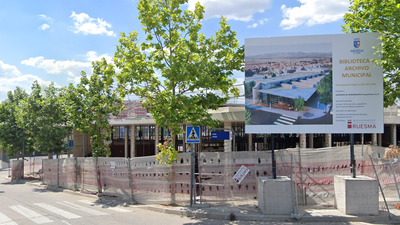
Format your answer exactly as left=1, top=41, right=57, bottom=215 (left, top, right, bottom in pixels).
left=57, top=201, right=108, bottom=216
left=9, top=205, right=53, bottom=224
left=78, top=200, right=131, bottom=212
left=0, top=212, right=17, bottom=225
left=34, top=203, right=81, bottom=219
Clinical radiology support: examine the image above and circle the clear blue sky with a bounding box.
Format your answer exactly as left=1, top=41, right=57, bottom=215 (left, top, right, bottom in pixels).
left=0, top=0, right=349, bottom=101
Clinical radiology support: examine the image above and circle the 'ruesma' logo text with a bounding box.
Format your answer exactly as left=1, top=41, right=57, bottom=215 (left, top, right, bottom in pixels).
left=347, top=120, right=376, bottom=129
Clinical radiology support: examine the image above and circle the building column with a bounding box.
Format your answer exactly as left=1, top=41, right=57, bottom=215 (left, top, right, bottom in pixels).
left=308, top=134, right=314, bottom=148
left=372, top=133, right=377, bottom=146
left=130, top=125, right=136, bottom=158
left=249, top=134, right=254, bottom=151
left=224, top=122, right=232, bottom=152
left=264, top=134, right=267, bottom=151
left=124, top=125, right=128, bottom=158
left=300, top=134, right=306, bottom=149
left=252, top=88, right=257, bottom=104
left=325, top=133, right=332, bottom=147
left=392, top=124, right=397, bottom=148
left=155, top=125, right=159, bottom=155
left=378, top=133, right=382, bottom=146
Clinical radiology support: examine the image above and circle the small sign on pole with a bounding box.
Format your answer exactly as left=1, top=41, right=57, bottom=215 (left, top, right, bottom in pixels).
left=232, top=165, right=250, bottom=184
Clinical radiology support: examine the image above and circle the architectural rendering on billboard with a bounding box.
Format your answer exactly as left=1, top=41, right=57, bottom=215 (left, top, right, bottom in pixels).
left=245, top=33, right=383, bottom=134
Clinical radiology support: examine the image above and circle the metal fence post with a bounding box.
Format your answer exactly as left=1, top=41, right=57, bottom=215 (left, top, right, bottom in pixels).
left=127, top=158, right=137, bottom=204
left=41, top=159, right=44, bottom=185
left=298, top=145, right=304, bottom=205
left=369, top=154, right=391, bottom=220
left=94, top=157, right=101, bottom=195
left=388, top=154, right=400, bottom=202
left=33, top=155, right=35, bottom=176
left=57, top=158, right=60, bottom=187
left=74, top=157, right=78, bottom=191
left=290, top=153, right=295, bottom=214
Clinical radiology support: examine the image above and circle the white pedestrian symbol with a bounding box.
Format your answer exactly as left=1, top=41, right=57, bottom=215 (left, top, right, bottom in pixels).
left=188, top=128, right=199, bottom=140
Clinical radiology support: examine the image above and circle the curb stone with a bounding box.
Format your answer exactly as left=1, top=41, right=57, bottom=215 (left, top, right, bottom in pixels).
left=135, top=205, right=400, bottom=223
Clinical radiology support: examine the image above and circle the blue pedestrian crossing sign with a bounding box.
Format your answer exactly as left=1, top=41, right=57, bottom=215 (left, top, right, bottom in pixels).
left=186, top=126, right=200, bottom=143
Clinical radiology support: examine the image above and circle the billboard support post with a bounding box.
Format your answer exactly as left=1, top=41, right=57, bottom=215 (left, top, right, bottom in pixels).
left=350, top=133, right=356, bottom=178
left=272, top=134, right=276, bottom=179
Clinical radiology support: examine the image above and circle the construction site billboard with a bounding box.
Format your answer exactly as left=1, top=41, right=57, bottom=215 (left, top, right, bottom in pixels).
left=245, top=33, right=383, bottom=134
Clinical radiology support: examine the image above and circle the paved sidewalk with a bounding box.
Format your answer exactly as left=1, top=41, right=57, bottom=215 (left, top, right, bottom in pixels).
left=22, top=180, right=400, bottom=224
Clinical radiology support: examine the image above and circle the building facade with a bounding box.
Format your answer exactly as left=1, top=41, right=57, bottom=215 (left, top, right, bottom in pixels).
left=72, top=101, right=400, bottom=157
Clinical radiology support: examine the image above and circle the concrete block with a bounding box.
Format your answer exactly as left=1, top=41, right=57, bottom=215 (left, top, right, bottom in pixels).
left=257, top=176, right=293, bottom=215
left=334, top=175, right=379, bottom=215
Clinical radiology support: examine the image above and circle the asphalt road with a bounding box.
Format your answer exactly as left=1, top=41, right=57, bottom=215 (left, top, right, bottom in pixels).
left=0, top=170, right=394, bottom=225
left=0, top=170, right=210, bottom=225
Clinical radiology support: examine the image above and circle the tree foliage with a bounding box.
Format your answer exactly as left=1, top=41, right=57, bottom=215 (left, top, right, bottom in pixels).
left=0, top=87, right=31, bottom=158
left=17, top=81, right=67, bottom=157
left=316, top=70, right=333, bottom=111
left=156, top=141, right=179, bottom=165
left=245, top=81, right=256, bottom=97
left=245, top=108, right=252, bottom=125
left=64, top=59, right=123, bottom=157
left=343, top=0, right=400, bottom=107
left=294, top=96, right=305, bottom=112
left=114, top=0, right=243, bottom=138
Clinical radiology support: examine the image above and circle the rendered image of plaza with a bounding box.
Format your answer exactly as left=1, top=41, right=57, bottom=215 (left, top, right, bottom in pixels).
left=245, top=42, right=333, bottom=126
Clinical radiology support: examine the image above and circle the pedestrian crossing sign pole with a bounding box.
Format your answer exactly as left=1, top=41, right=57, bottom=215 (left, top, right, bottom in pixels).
left=186, top=126, right=200, bottom=207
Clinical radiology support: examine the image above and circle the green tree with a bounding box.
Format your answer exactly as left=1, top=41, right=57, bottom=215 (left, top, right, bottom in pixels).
left=64, top=59, right=124, bottom=157
left=114, top=0, right=243, bottom=159
left=343, top=0, right=400, bottom=107
left=294, top=96, right=305, bottom=112
left=0, top=87, right=32, bottom=158
left=245, top=108, right=252, bottom=125
left=245, top=81, right=256, bottom=97
left=316, top=70, right=333, bottom=112
left=17, top=81, right=68, bottom=158
left=271, top=72, right=277, bottom=78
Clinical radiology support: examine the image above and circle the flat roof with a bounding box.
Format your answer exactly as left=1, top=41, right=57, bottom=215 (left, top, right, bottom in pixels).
left=258, top=88, right=316, bottom=101
left=259, top=72, right=324, bottom=85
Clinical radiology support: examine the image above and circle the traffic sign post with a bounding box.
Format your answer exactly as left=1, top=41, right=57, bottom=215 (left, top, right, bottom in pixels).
left=186, top=126, right=200, bottom=207
left=190, top=143, right=194, bottom=207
